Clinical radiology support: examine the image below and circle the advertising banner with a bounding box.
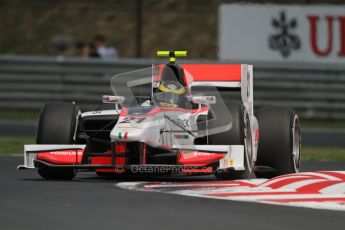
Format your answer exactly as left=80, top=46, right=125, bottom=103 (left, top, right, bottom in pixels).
left=219, top=4, right=345, bottom=63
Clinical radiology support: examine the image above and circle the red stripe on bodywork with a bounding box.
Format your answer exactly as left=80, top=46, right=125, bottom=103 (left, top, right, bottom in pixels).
left=119, top=106, right=208, bottom=118
left=178, top=151, right=225, bottom=166
left=181, top=64, right=242, bottom=81
left=37, top=149, right=83, bottom=164
left=255, top=129, right=259, bottom=143
left=182, top=167, right=213, bottom=173
left=92, top=156, right=125, bottom=173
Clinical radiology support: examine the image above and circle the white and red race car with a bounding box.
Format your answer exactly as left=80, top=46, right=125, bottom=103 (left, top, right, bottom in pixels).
left=18, top=51, right=301, bottom=180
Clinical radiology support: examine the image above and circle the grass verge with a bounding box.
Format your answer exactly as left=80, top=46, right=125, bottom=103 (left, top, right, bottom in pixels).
left=301, top=120, right=345, bottom=130
left=302, top=146, right=345, bottom=161
left=0, top=137, right=35, bottom=155
left=0, top=110, right=39, bottom=121
left=0, top=137, right=344, bottom=161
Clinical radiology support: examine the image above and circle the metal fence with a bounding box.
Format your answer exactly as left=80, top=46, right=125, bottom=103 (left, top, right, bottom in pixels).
left=1, top=55, right=345, bottom=120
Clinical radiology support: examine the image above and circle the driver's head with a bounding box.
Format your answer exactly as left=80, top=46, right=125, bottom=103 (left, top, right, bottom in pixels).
left=155, top=81, right=186, bottom=107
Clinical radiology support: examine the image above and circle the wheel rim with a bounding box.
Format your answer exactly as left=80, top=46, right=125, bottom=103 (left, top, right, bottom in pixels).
left=244, top=115, right=253, bottom=172
left=292, top=115, right=301, bottom=172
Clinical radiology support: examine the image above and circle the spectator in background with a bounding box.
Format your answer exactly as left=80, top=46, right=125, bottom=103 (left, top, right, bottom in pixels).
left=75, top=41, right=99, bottom=58
left=93, top=34, right=119, bottom=59
left=86, top=42, right=100, bottom=58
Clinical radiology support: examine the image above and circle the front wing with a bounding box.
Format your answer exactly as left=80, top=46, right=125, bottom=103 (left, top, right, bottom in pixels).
left=18, top=144, right=245, bottom=174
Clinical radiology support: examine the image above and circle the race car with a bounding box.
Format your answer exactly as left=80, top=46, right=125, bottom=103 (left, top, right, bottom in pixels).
left=18, top=51, right=301, bottom=180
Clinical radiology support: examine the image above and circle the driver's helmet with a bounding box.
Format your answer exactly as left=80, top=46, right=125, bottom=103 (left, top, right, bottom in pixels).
left=154, top=81, right=186, bottom=107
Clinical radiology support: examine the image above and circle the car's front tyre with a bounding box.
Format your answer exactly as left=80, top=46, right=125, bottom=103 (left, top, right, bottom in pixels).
left=36, top=102, right=80, bottom=180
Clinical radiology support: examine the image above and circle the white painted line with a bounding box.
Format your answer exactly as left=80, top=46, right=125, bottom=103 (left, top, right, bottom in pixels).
left=320, top=182, right=345, bottom=194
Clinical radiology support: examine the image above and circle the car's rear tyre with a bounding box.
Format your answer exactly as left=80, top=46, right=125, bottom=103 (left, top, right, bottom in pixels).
left=255, top=107, right=301, bottom=179
left=36, top=102, right=80, bottom=180
left=210, top=101, right=254, bottom=180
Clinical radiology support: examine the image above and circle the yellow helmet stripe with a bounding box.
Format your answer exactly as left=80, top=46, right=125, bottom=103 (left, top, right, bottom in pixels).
left=159, top=102, right=178, bottom=108
left=159, top=84, right=185, bottom=94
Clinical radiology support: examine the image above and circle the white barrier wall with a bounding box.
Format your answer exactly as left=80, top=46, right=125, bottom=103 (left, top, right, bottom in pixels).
left=219, top=4, right=345, bottom=64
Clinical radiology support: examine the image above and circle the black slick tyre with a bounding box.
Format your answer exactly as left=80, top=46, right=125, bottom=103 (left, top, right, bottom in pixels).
left=255, top=107, right=301, bottom=179
left=36, top=102, right=80, bottom=180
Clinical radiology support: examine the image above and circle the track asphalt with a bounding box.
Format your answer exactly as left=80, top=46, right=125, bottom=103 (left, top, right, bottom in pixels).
left=0, top=156, right=344, bottom=230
